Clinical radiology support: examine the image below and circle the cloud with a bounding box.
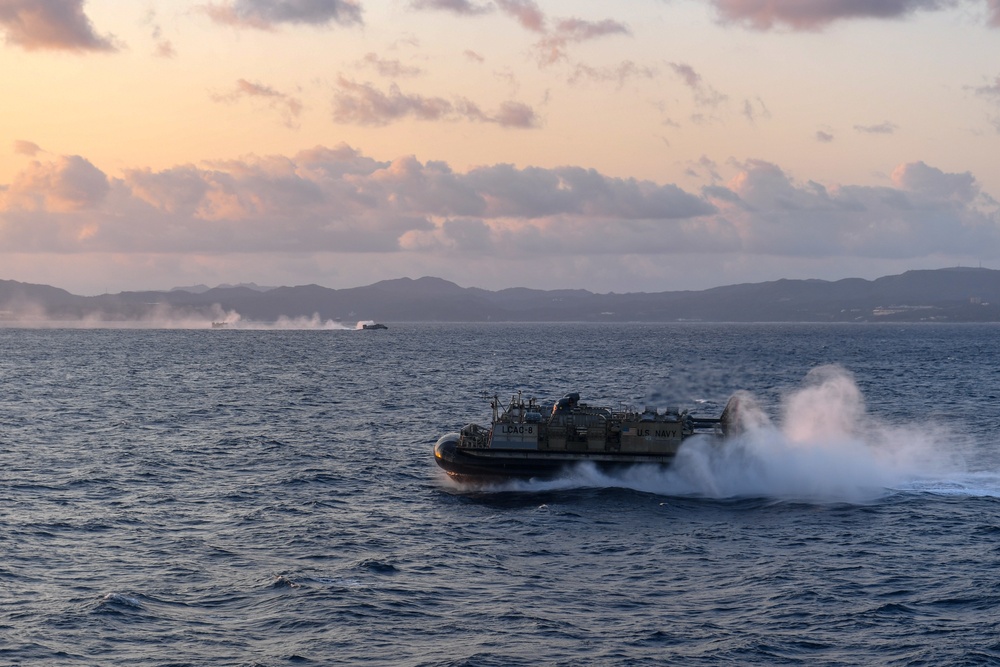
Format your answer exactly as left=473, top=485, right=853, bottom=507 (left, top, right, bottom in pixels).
left=535, top=17, right=630, bottom=65
left=455, top=99, right=539, bottom=127
left=332, top=78, right=537, bottom=127
left=13, top=140, right=43, bottom=156
left=333, top=79, right=453, bottom=124
left=1, top=155, right=109, bottom=212
left=705, top=159, right=998, bottom=258
left=568, top=60, right=658, bottom=87
left=1, top=148, right=997, bottom=285
left=126, top=166, right=213, bottom=217
left=552, top=17, right=630, bottom=41
left=0, top=146, right=714, bottom=254
left=201, top=0, right=362, bottom=30
left=212, top=79, right=304, bottom=128
left=742, top=97, right=770, bottom=123
left=461, top=163, right=716, bottom=219
left=495, top=0, right=545, bottom=31
left=685, top=156, right=723, bottom=184
left=490, top=101, right=537, bottom=127
left=815, top=130, right=835, bottom=143
left=854, top=121, right=898, bottom=134
left=358, top=52, right=423, bottom=77
left=990, top=0, right=1000, bottom=25
left=891, top=161, right=978, bottom=202
left=974, top=76, right=1000, bottom=133
left=0, top=0, right=117, bottom=52
left=708, top=0, right=964, bottom=30
left=670, top=62, right=701, bottom=89
left=669, top=62, right=728, bottom=109
left=155, top=40, right=176, bottom=57
left=973, top=75, right=1000, bottom=101
left=144, top=8, right=175, bottom=58
left=411, top=0, right=491, bottom=14
left=408, top=0, right=547, bottom=30
left=410, top=0, right=630, bottom=66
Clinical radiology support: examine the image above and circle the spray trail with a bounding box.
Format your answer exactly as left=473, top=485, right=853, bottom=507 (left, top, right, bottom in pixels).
left=0, top=304, right=353, bottom=330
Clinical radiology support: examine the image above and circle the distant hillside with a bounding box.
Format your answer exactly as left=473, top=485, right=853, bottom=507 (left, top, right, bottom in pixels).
left=2, top=268, right=1000, bottom=324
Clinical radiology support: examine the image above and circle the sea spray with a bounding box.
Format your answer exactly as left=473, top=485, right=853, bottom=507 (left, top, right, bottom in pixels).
left=671, top=366, right=966, bottom=501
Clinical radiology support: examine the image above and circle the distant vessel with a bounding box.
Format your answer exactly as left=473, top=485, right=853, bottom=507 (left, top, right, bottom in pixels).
left=362, top=323, right=388, bottom=330
left=434, top=391, right=742, bottom=479
left=211, top=322, right=228, bottom=329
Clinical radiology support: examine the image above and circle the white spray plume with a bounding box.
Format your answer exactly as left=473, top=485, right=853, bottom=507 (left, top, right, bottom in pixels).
left=781, top=365, right=866, bottom=445
left=665, top=365, right=970, bottom=502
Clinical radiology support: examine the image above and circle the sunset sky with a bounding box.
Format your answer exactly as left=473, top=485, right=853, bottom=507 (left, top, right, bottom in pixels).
left=1, top=0, right=999, bottom=295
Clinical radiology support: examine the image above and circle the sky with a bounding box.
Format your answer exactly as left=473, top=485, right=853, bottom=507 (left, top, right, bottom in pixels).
left=1, top=0, right=999, bottom=295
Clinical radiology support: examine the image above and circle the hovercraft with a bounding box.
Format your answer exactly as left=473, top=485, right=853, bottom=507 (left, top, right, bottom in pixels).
left=434, top=391, right=742, bottom=480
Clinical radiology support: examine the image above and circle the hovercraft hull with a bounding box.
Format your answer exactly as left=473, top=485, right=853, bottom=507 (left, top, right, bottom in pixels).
left=434, top=432, right=683, bottom=480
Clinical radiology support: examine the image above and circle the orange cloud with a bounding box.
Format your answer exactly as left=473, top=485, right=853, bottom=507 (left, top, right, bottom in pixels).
left=1, top=155, right=109, bottom=212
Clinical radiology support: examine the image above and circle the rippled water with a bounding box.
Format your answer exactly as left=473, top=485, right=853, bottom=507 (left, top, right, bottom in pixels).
left=2, top=323, right=1000, bottom=665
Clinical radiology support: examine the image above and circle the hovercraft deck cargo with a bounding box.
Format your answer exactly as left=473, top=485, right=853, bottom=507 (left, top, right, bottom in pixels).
left=434, top=391, right=741, bottom=480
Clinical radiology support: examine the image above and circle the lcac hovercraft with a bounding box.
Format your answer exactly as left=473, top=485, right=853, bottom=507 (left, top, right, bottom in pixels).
left=434, top=391, right=743, bottom=480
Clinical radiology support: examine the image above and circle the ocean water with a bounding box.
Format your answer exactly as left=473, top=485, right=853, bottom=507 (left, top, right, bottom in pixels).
left=2, top=322, right=1000, bottom=666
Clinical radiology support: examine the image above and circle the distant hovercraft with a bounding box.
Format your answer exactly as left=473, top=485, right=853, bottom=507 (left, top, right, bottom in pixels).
left=434, top=391, right=742, bottom=480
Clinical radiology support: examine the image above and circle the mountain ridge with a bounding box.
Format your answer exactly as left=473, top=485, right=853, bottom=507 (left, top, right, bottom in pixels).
left=2, top=268, right=999, bottom=323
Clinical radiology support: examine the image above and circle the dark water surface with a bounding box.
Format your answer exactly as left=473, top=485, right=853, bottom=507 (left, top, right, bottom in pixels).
left=2, top=323, right=999, bottom=665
